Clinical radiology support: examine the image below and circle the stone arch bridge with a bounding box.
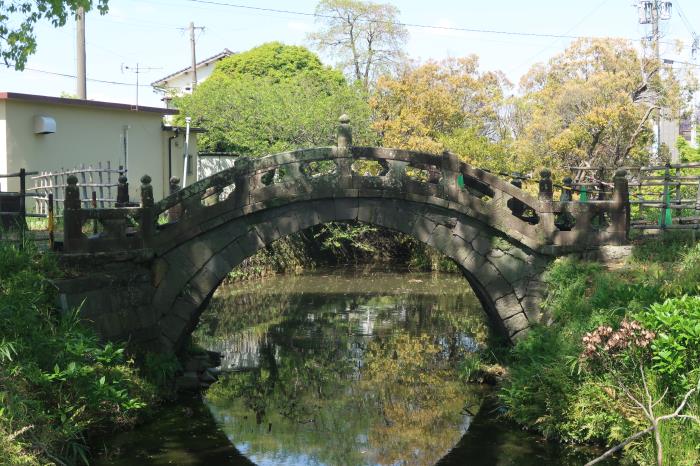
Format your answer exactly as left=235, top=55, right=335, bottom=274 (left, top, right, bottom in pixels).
left=55, top=117, right=630, bottom=353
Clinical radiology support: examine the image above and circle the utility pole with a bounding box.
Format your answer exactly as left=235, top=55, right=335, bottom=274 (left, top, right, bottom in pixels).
left=187, top=22, right=205, bottom=92
left=76, top=7, right=86, bottom=99
left=637, top=1, right=673, bottom=160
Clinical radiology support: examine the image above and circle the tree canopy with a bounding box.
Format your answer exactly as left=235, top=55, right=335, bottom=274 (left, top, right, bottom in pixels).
left=308, top=0, right=407, bottom=89
left=214, top=41, right=344, bottom=85
left=514, top=38, right=696, bottom=172
left=175, top=42, right=374, bottom=156
left=0, top=0, right=108, bottom=70
left=370, top=56, right=514, bottom=171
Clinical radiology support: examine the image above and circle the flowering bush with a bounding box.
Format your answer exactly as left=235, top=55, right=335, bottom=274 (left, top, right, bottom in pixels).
left=582, top=319, right=655, bottom=360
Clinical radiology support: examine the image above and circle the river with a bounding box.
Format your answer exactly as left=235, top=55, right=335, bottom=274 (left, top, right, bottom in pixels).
left=95, top=268, right=615, bottom=466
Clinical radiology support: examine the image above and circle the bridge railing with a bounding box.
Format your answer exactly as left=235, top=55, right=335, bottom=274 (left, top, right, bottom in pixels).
left=60, top=115, right=630, bottom=254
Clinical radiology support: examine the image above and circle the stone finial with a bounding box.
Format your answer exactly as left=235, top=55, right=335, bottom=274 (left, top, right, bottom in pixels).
left=561, top=176, right=573, bottom=202
left=538, top=169, right=553, bottom=201
left=140, top=174, right=154, bottom=208
left=614, top=169, right=627, bottom=179
left=65, top=175, right=81, bottom=210
left=169, top=176, right=181, bottom=194
left=510, top=172, right=523, bottom=188
left=116, top=175, right=129, bottom=207
left=337, top=114, right=352, bottom=148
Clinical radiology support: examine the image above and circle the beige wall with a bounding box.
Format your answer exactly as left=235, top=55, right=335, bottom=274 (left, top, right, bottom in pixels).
left=0, top=99, right=198, bottom=204
left=0, top=102, right=6, bottom=184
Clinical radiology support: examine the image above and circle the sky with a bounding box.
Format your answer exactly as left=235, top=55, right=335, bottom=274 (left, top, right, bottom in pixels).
left=0, top=0, right=699, bottom=108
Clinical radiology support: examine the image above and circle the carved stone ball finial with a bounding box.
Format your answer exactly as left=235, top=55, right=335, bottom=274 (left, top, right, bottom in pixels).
left=65, top=175, right=81, bottom=209
left=140, top=174, right=154, bottom=208
left=118, top=175, right=128, bottom=184
left=563, top=176, right=573, bottom=184
left=539, top=169, right=552, bottom=179
left=614, top=169, right=628, bottom=178
left=337, top=114, right=353, bottom=148
left=170, top=176, right=180, bottom=185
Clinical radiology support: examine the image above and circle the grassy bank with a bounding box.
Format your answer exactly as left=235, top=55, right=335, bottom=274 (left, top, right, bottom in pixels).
left=0, top=242, right=159, bottom=465
left=499, top=235, right=700, bottom=465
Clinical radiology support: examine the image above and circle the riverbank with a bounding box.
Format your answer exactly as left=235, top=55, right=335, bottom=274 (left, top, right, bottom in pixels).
left=0, top=242, right=162, bottom=466
left=498, top=234, right=700, bottom=465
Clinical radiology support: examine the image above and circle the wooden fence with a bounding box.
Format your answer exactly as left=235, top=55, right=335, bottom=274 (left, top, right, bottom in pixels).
left=28, top=162, right=124, bottom=215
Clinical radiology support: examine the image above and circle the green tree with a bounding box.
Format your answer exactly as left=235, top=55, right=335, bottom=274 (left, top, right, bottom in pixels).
left=307, top=0, right=408, bottom=89
left=1, top=0, right=108, bottom=70
left=515, top=38, right=697, bottom=174
left=370, top=56, right=514, bottom=171
left=175, top=42, right=375, bottom=156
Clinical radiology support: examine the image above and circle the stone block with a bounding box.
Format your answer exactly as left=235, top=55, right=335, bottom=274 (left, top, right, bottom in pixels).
left=159, top=313, right=189, bottom=346
left=489, top=254, right=529, bottom=285
left=274, top=212, right=302, bottom=238
left=494, top=293, right=523, bottom=320
left=253, top=221, right=281, bottom=246
left=461, top=249, right=486, bottom=273
left=187, top=268, right=221, bottom=305
left=453, top=221, right=479, bottom=243
left=235, top=229, right=266, bottom=259
left=472, top=235, right=492, bottom=256
left=502, top=311, right=529, bottom=337
left=334, top=198, right=359, bottom=221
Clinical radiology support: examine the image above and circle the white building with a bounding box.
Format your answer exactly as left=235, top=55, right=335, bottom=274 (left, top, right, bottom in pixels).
left=151, top=49, right=234, bottom=108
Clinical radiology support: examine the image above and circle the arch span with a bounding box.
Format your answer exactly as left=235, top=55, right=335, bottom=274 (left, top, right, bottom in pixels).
left=151, top=197, right=550, bottom=352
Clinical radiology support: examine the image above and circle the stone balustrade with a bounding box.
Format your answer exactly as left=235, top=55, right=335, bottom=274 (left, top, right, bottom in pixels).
left=61, top=115, right=630, bottom=255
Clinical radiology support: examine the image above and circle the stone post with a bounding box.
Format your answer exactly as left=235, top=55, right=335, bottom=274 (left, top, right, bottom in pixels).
left=230, top=156, right=252, bottom=208
left=115, top=175, right=129, bottom=207
left=561, top=177, right=573, bottom=202
left=611, top=169, right=630, bottom=242
left=64, top=175, right=83, bottom=248
left=167, top=176, right=183, bottom=223
left=337, top=114, right=352, bottom=148
left=507, top=173, right=526, bottom=219
left=336, top=114, right=353, bottom=185
left=538, top=169, right=553, bottom=201
left=139, top=174, right=155, bottom=242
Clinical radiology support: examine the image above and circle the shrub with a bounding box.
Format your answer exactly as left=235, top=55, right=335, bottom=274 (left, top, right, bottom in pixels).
left=0, top=242, right=154, bottom=465
left=636, top=296, right=700, bottom=395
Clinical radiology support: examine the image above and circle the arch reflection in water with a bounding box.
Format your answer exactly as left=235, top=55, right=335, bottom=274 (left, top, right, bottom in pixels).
left=197, top=269, right=490, bottom=466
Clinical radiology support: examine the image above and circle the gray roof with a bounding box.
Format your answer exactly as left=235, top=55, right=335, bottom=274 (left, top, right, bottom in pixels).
left=151, top=49, right=235, bottom=87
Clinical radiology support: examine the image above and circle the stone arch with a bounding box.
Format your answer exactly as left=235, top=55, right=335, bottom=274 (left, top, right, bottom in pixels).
left=151, top=197, right=551, bottom=352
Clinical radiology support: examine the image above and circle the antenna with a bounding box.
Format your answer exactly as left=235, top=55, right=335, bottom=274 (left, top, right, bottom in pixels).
left=121, top=62, right=162, bottom=109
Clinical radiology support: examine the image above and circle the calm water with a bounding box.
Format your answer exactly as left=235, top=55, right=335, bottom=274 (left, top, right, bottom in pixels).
left=95, top=268, right=614, bottom=466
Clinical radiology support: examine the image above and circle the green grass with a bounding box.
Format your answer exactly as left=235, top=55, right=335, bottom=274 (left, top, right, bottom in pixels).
left=500, top=239, right=700, bottom=464
left=0, top=241, right=157, bottom=465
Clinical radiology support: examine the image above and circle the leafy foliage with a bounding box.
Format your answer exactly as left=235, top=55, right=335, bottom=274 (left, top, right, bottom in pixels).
left=371, top=57, right=512, bottom=165
left=175, top=43, right=375, bottom=156
left=515, top=38, right=696, bottom=173
left=0, top=242, right=154, bottom=465
left=0, top=0, right=108, bottom=70
left=637, top=296, right=700, bottom=394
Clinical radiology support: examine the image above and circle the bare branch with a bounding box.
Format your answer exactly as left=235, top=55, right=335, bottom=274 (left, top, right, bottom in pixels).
left=584, top=426, right=655, bottom=466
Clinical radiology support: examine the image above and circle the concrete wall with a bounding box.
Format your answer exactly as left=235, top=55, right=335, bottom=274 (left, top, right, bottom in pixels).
left=0, top=99, right=198, bottom=202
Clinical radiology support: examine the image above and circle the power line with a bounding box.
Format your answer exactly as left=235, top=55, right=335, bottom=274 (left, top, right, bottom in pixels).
left=178, top=0, right=598, bottom=40
left=19, top=67, right=154, bottom=87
